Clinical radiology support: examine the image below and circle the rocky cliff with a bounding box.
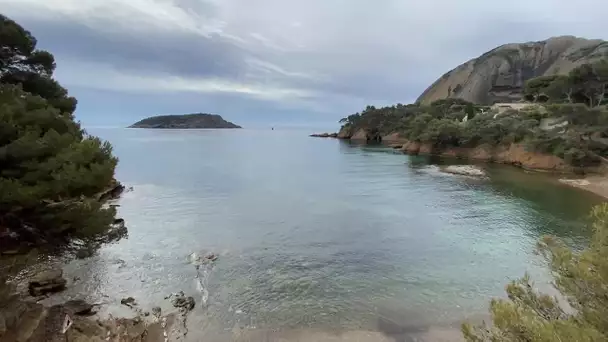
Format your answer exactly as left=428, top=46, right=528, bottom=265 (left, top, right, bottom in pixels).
left=417, top=36, right=608, bottom=105
left=129, top=113, right=241, bottom=129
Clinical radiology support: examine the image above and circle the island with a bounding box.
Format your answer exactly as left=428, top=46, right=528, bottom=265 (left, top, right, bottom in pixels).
left=129, top=113, right=242, bottom=129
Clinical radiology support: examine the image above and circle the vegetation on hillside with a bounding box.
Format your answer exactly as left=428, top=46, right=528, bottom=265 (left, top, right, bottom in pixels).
left=463, top=204, right=608, bottom=341
left=0, top=15, right=118, bottom=245
left=339, top=60, right=608, bottom=168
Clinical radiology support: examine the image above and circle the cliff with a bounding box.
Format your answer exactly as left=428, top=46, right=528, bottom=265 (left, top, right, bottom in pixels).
left=129, top=113, right=241, bottom=129
left=401, top=141, right=569, bottom=172
left=417, top=36, right=608, bottom=105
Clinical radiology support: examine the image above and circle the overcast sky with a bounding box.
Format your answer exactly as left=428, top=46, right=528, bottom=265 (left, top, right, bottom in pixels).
left=2, top=0, right=608, bottom=128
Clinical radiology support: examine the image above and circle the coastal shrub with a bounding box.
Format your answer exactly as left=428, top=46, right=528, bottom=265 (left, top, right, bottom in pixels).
left=0, top=16, right=118, bottom=241
left=462, top=204, right=608, bottom=341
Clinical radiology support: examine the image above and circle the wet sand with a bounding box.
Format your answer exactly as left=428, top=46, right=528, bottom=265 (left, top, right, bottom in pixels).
left=560, top=176, right=608, bottom=200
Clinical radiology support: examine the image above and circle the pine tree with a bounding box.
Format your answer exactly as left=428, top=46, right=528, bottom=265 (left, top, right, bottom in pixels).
left=462, top=203, right=608, bottom=342
left=0, top=15, right=118, bottom=243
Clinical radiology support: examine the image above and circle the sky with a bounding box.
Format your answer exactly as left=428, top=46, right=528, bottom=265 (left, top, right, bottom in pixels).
left=2, top=0, right=608, bottom=129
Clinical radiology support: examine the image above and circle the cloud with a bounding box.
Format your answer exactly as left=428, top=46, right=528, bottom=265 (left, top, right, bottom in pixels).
left=2, top=0, right=608, bottom=125
left=55, top=59, right=316, bottom=102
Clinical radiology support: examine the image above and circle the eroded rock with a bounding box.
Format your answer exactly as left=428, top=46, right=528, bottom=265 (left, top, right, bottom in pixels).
left=28, top=267, right=67, bottom=296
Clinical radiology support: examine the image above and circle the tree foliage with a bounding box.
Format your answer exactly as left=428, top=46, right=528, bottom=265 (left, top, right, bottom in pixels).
left=523, top=60, right=608, bottom=107
left=463, top=204, right=608, bottom=342
left=0, top=16, right=118, bottom=241
left=0, top=14, right=76, bottom=114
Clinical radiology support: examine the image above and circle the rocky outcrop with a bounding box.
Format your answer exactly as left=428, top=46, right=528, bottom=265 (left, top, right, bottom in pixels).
left=28, top=268, right=67, bottom=297
left=401, top=142, right=569, bottom=172
left=310, top=132, right=338, bottom=138
left=442, top=165, right=486, bottom=177
left=417, top=36, right=608, bottom=105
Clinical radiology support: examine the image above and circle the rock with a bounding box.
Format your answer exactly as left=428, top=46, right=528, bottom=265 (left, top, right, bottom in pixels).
left=121, top=297, right=136, bottom=307
left=152, top=306, right=162, bottom=318
left=309, top=132, right=338, bottom=138
left=205, top=253, right=219, bottom=262
left=28, top=268, right=67, bottom=296
left=98, top=181, right=125, bottom=202
left=64, top=299, right=95, bottom=316
left=442, top=165, right=486, bottom=177
left=417, top=36, right=608, bottom=105
left=337, top=126, right=352, bottom=139
left=103, top=219, right=128, bottom=243
left=171, top=292, right=195, bottom=312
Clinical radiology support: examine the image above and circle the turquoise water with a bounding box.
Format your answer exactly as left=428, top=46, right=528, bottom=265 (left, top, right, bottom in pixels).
left=49, top=128, right=600, bottom=339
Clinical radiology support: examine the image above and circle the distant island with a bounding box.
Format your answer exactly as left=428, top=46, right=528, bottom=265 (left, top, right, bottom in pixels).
left=129, top=113, right=242, bottom=129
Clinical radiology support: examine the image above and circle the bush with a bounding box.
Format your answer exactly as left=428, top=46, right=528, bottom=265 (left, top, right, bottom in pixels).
left=463, top=204, right=608, bottom=341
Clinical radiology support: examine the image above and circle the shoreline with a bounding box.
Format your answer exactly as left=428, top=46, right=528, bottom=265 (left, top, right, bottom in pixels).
left=311, top=134, right=608, bottom=200
left=559, top=176, right=608, bottom=200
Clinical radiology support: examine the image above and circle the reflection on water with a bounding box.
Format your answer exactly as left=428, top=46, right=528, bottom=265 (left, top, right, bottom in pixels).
left=3, top=129, right=601, bottom=341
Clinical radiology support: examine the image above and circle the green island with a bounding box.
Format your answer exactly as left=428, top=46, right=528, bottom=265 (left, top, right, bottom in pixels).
left=129, top=113, right=241, bottom=129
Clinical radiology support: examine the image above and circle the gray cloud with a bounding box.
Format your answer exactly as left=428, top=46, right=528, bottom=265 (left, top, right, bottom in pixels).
left=2, top=0, right=608, bottom=125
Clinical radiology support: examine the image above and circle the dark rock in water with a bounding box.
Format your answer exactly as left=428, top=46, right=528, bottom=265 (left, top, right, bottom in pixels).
left=205, top=253, right=219, bottom=262
left=75, top=247, right=94, bottom=259
left=28, top=268, right=67, bottom=296
left=102, top=220, right=128, bottom=243
left=121, top=297, right=137, bottom=307
left=64, top=299, right=95, bottom=316
left=152, top=306, right=162, bottom=318
left=310, top=132, right=338, bottom=138
left=98, top=181, right=125, bottom=202
left=171, top=292, right=195, bottom=312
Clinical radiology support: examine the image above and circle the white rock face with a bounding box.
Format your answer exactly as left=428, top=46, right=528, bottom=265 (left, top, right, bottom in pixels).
left=442, top=165, right=486, bottom=177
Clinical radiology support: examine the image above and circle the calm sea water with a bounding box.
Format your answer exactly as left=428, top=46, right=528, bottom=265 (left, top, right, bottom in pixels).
left=45, top=128, right=602, bottom=339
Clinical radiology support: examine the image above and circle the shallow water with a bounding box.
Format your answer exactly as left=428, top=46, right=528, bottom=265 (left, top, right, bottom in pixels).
left=18, top=128, right=604, bottom=340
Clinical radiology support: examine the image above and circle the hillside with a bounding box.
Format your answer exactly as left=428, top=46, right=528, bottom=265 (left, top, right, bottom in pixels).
left=129, top=113, right=241, bottom=129
left=417, top=36, right=608, bottom=105
left=336, top=51, right=608, bottom=172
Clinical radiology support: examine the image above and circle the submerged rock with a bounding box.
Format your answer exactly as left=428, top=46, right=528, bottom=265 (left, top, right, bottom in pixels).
left=205, top=252, right=219, bottom=262
left=442, top=165, right=486, bottom=177
left=64, top=299, right=96, bottom=316
left=28, top=267, right=67, bottom=296
left=120, top=297, right=137, bottom=307
left=171, top=291, right=195, bottom=312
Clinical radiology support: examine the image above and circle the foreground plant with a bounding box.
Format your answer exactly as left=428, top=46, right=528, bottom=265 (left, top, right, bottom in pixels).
left=462, top=203, right=608, bottom=342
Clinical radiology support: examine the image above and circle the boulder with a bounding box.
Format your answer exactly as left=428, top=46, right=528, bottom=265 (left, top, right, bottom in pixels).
left=171, top=292, right=195, bottom=312
left=442, top=165, right=486, bottom=177
left=121, top=297, right=136, bottom=307
left=28, top=268, right=67, bottom=296
left=64, top=299, right=95, bottom=316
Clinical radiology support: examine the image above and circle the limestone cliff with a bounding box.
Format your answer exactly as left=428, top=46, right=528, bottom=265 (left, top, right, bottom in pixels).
left=417, top=36, right=608, bottom=105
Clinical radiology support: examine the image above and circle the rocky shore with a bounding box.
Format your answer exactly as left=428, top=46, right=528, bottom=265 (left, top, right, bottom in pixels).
left=0, top=249, right=217, bottom=342
left=313, top=130, right=608, bottom=199
left=0, top=181, right=130, bottom=257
